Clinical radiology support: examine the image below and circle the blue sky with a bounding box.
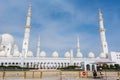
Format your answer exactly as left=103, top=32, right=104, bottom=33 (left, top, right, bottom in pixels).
left=0, top=0, right=120, bottom=57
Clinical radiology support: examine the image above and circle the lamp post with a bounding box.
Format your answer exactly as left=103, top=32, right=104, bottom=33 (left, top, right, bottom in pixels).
left=99, top=67, right=103, bottom=79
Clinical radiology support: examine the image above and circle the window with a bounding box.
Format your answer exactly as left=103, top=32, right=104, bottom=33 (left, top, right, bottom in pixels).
left=12, top=62, right=15, bottom=65
left=3, top=46, right=5, bottom=48
left=16, top=62, right=18, bottom=65
left=5, top=62, right=7, bottom=65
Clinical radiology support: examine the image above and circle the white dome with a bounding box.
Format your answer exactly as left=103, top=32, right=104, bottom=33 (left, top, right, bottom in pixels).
left=88, top=52, right=95, bottom=58
left=0, top=51, right=6, bottom=57
left=64, top=51, right=70, bottom=58
left=13, top=51, right=20, bottom=57
left=77, top=52, right=83, bottom=58
left=2, top=33, right=14, bottom=45
left=96, top=57, right=100, bottom=59
left=27, top=51, right=33, bottom=57
left=14, top=44, right=19, bottom=51
left=19, top=53, right=22, bottom=57
left=52, top=51, right=59, bottom=58
left=40, top=51, right=46, bottom=57
left=100, top=53, right=106, bottom=58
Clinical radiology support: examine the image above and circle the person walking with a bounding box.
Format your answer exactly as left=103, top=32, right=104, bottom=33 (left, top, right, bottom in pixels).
left=93, top=70, right=97, bottom=78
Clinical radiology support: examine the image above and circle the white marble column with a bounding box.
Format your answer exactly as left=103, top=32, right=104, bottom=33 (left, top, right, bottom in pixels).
left=84, top=63, right=87, bottom=71
left=90, top=64, right=92, bottom=71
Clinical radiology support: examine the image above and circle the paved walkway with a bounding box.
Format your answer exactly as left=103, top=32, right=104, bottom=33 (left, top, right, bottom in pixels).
left=1, top=77, right=120, bottom=80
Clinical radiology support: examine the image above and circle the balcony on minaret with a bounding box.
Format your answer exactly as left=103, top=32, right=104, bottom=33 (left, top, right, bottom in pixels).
left=99, top=28, right=105, bottom=32
left=99, top=18, right=103, bottom=22
left=27, top=13, right=31, bottom=17
left=24, top=25, right=31, bottom=29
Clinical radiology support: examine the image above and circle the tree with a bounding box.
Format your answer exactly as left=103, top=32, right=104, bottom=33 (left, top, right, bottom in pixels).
left=110, top=64, right=114, bottom=69
left=114, top=64, right=120, bottom=69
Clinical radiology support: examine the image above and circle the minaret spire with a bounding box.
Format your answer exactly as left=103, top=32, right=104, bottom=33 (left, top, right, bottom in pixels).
left=37, top=34, right=40, bottom=57
left=26, top=4, right=32, bottom=27
left=22, top=4, right=32, bottom=58
left=77, top=36, right=80, bottom=53
left=76, top=36, right=83, bottom=58
left=98, top=9, right=108, bottom=58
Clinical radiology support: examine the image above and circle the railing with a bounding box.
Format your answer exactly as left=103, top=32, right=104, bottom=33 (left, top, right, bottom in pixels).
left=0, top=70, right=120, bottom=80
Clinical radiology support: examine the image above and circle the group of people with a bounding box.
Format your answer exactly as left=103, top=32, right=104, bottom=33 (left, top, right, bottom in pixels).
left=93, top=70, right=103, bottom=78
left=93, top=70, right=97, bottom=78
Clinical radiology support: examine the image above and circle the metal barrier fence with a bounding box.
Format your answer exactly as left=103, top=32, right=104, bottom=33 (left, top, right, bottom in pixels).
left=0, top=70, right=120, bottom=80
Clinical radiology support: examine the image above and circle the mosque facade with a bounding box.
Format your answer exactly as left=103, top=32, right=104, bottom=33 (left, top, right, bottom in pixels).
left=0, top=5, right=120, bottom=71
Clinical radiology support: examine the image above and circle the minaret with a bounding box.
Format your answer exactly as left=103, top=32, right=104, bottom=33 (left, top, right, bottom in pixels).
left=76, top=36, right=83, bottom=58
left=77, top=36, right=80, bottom=53
left=98, top=9, right=108, bottom=57
left=22, top=4, right=32, bottom=58
left=37, top=35, right=40, bottom=57
left=70, top=49, right=73, bottom=65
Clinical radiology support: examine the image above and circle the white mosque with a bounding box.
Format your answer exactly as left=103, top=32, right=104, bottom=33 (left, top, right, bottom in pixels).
left=0, top=5, right=120, bottom=71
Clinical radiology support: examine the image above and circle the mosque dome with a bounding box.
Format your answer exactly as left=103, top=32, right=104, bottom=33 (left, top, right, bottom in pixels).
left=2, top=33, right=14, bottom=45
left=27, top=51, right=33, bottom=57
left=40, top=51, right=46, bottom=57
left=88, top=52, right=95, bottom=58
left=14, top=44, right=19, bottom=51
left=100, top=53, right=106, bottom=58
left=96, top=57, right=100, bottom=59
left=13, top=51, right=20, bottom=57
left=19, top=53, right=22, bottom=57
left=64, top=51, right=70, bottom=58
left=76, top=52, right=83, bottom=58
left=0, top=51, right=6, bottom=57
left=52, top=51, right=59, bottom=58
